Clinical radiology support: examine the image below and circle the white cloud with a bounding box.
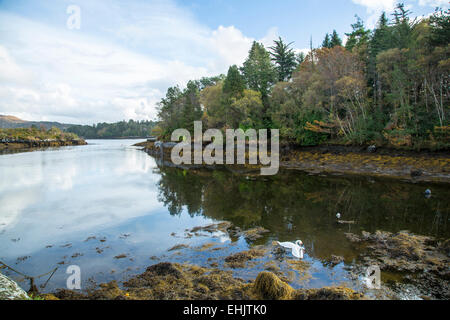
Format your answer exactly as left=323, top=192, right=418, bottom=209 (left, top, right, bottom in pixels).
left=0, top=0, right=277, bottom=124
left=352, top=0, right=397, bottom=27
left=418, top=0, right=449, bottom=7
left=353, top=0, right=449, bottom=27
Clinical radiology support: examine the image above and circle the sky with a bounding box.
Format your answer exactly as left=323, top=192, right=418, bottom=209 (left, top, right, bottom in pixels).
left=0, top=0, right=447, bottom=124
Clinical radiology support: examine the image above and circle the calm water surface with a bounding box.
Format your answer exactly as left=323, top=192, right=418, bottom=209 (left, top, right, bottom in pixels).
left=0, top=140, right=448, bottom=296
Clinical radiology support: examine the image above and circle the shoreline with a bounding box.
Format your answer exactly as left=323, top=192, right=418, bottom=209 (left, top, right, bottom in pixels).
left=135, top=140, right=450, bottom=184
left=0, top=139, right=87, bottom=152
left=40, top=227, right=449, bottom=300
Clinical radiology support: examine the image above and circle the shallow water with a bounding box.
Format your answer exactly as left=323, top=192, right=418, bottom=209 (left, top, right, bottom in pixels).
left=0, top=140, right=448, bottom=297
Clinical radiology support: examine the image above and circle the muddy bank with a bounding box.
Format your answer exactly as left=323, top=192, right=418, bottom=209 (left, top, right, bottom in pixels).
left=0, top=139, right=87, bottom=152
left=135, top=141, right=450, bottom=183
left=46, top=262, right=365, bottom=300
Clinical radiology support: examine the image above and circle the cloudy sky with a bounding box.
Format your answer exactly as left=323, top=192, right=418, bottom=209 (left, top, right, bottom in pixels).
left=0, top=0, right=447, bottom=124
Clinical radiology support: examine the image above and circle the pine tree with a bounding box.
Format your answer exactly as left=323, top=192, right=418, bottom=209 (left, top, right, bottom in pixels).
left=429, top=8, right=450, bottom=47
left=269, top=37, right=298, bottom=82
left=345, top=15, right=371, bottom=51
left=223, top=65, right=245, bottom=97
left=241, top=41, right=277, bottom=102
left=330, top=30, right=342, bottom=47
left=391, top=3, right=414, bottom=49
left=322, top=33, right=331, bottom=48
left=296, top=52, right=306, bottom=65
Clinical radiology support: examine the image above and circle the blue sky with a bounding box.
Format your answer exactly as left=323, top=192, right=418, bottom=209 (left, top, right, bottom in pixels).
left=0, top=0, right=447, bottom=124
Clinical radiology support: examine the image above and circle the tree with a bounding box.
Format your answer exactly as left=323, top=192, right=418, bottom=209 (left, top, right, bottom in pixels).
left=322, top=33, right=331, bottom=48
left=429, top=8, right=450, bottom=46
left=296, top=52, right=306, bottom=65
left=223, top=65, right=245, bottom=98
left=330, top=30, right=342, bottom=47
left=269, top=37, right=298, bottom=82
left=241, top=41, right=277, bottom=105
left=391, top=3, right=414, bottom=49
left=345, top=16, right=371, bottom=52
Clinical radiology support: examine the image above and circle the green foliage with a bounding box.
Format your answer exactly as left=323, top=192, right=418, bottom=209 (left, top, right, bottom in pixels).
left=0, top=127, right=81, bottom=141
left=429, top=8, right=450, bottom=46
left=241, top=41, right=277, bottom=102
left=155, top=4, right=449, bottom=150
left=322, top=33, right=331, bottom=48
left=345, top=16, right=371, bottom=52
left=330, top=30, right=343, bottom=47
left=66, top=120, right=156, bottom=139
left=223, top=65, right=245, bottom=97
left=269, top=37, right=298, bottom=81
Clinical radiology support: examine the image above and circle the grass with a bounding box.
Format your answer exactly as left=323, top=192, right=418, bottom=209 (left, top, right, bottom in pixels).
left=0, top=127, right=81, bottom=142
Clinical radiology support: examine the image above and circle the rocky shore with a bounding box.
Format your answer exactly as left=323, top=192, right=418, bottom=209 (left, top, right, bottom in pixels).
left=135, top=140, right=450, bottom=183
left=37, top=223, right=449, bottom=300
left=45, top=263, right=365, bottom=300
left=0, top=138, right=87, bottom=151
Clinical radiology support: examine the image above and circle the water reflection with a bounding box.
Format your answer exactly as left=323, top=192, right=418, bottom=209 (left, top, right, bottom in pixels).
left=0, top=140, right=448, bottom=294
left=156, top=166, right=450, bottom=261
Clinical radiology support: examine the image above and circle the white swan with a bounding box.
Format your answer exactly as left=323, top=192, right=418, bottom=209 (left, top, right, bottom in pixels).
left=277, top=240, right=305, bottom=259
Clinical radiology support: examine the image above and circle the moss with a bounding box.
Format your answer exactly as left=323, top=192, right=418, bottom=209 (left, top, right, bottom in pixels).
left=294, top=286, right=365, bottom=300
left=349, top=230, right=450, bottom=299
left=243, top=227, right=270, bottom=241
left=41, top=294, right=60, bottom=300
left=196, top=243, right=217, bottom=251
left=52, top=262, right=366, bottom=301
left=224, top=248, right=267, bottom=269
left=168, top=244, right=189, bottom=251
left=253, top=272, right=294, bottom=300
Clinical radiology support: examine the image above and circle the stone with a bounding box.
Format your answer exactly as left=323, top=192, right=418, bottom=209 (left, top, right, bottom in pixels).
left=0, top=272, right=30, bottom=300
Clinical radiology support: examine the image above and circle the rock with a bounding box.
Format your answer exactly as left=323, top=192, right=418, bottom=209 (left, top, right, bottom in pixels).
left=167, top=244, right=189, bottom=251
left=410, top=170, right=423, bottom=178
left=0, top=272, right=30, bottom=300
left=253, top=272, right=294, bottom=300
left=242, top=227, right=270, bottom=241
left=330, top=255, right=345, bottom=266
left=294, top=286, right=365, bottom=300
left=337, top=220, right=356, bottom=225
left=145, top=262, right=184, bottom=279
left=345, top=233, right=361, bottom=243
left=367, top=145, right=377, bottom=153
left=224, top=248, right=266, bottom=269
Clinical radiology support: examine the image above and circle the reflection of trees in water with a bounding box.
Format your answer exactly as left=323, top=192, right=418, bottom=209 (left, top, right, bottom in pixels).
left=155, top=166, right=450, bottom=247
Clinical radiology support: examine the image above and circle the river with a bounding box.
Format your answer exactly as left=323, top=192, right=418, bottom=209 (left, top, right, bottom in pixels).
left=0, top=139, right=448, bottom=298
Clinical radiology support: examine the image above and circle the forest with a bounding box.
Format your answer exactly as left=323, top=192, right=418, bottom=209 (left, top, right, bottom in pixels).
left=155, top=4, right=449, bottom=150
left=66, top=120, right=157, bottom=139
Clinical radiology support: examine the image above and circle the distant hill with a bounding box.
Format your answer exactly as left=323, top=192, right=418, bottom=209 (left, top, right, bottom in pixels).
left=0, top=115, right=74, bottom=130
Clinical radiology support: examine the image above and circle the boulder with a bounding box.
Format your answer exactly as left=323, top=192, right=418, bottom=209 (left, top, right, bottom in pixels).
left=0, top=273, right=30, bottom=300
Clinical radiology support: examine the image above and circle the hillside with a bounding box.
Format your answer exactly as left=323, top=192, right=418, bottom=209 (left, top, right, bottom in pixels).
left=0, top=115, right=74, bottom=130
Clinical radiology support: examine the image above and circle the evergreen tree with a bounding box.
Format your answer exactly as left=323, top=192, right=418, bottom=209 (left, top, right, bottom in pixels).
left=322, top=33, right=331, bottom=48
left=269, top=37, right=298, bottom=82
left=391, top=3, right=414, bottom=49
left=330, top=30, right=342, bottom=47
left=345, top=16, right=371, bottom=51
left=223, top=65, right=245, bottom=97
left=296, top=52, right=306, bottom=65
left=241, top=41, right=277, bottom=103
left=429, top=8, right=450, bottom=47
